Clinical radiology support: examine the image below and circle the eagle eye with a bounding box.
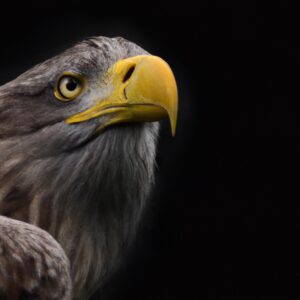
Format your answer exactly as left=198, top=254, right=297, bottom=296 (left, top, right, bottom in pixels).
left=55, top=74, right=83, bottom=101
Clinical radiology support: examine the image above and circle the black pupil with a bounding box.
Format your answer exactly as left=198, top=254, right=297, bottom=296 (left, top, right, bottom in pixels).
left=66, top=78, right=78, bottom=91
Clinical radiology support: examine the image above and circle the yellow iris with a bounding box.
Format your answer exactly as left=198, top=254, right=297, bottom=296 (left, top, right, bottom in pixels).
left=55, top=73, right=83, bottom=101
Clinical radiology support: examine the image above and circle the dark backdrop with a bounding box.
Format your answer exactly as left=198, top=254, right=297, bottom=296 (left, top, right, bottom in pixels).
left=0, top=2, right=299, bottom=299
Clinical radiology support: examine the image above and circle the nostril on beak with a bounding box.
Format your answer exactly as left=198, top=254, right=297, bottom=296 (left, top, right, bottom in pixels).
left=122, top=66, right=135, bottom=83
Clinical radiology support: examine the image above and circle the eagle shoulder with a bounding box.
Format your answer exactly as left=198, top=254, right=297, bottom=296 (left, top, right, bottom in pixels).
left=0, top=216, right=71, bottom=300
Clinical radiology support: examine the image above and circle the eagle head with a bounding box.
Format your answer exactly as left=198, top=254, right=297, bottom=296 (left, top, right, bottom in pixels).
left=0, top=36, right=178, bottom=299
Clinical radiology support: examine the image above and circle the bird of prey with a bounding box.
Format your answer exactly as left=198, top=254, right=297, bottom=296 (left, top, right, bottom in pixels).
left=0, top=36, right=178, bottom=300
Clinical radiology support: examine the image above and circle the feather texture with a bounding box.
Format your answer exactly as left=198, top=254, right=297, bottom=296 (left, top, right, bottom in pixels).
left=0, top=216, right=71, bottom=300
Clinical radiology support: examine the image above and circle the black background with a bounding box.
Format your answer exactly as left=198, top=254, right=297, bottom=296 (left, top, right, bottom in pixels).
left=1, top=2, right=299, bottom=299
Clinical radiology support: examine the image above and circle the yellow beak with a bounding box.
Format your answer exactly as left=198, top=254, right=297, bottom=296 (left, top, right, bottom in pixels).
left=66, top=55, right=178, bottom=135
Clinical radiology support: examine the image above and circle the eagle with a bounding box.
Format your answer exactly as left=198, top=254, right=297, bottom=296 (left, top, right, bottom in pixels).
left=0, top=36, right=178, bottom=300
